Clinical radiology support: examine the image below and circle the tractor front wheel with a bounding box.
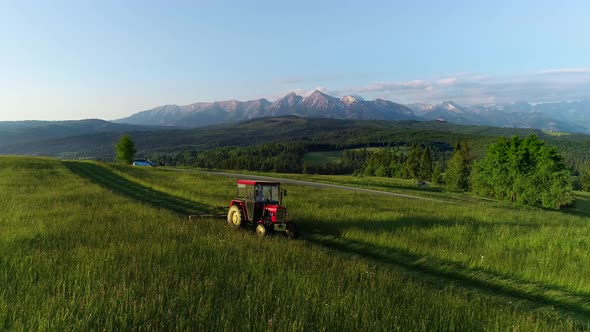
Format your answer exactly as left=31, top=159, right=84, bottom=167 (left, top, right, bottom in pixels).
left=255, top=224, right=268, bottom=238
left=227, top=205, right=243, bottom=228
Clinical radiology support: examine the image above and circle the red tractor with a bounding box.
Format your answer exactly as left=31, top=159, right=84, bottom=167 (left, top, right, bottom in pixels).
left=227, top=180, right=296, bottom=238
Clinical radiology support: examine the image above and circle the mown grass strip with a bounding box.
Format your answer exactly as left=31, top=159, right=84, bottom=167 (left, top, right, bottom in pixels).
left=307, top=233, right=590, bottom=320
left=63, top=161, right=210, bottom=216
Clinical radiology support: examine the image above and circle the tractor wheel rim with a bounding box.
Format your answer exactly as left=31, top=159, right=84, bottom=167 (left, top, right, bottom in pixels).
left=257, top=226, right=264, bottom=236
left=232, top=213, right=238, bottom=225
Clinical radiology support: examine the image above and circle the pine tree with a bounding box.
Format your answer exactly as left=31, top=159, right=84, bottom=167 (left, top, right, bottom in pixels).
left=375, top=165, right=389, bottom=177
left=405, top=142, right=422, bottom=183
left=302, top=160, right=311, bottom=174
left=577, top=162, right=590, bottom=191
left=445, top=141, right=472, bottom=191
left=419, top=146, right=433, bottom=182
left=432, top=161, right=443, bottom=185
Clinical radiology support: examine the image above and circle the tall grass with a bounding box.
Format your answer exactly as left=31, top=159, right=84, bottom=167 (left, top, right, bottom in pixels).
left=0, top=157, right=586, bottom=330
left=109, top=163, right=590, bottom=317
left=110, top=164, right=590, bottom=294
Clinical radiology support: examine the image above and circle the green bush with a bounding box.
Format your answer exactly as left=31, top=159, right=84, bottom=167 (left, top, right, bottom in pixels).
left=114, top=134, right=137, bottom=164
left=471, top=135, right=574, bottom=209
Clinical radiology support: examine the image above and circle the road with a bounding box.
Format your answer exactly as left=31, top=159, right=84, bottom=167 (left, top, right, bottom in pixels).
left=161, top=168, right=438, bottom=202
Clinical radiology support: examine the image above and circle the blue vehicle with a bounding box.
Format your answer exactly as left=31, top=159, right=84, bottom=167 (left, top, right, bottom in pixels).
left=132, top=159, right=156, bottom=167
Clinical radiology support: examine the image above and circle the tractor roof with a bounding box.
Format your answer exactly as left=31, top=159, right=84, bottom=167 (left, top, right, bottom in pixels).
left=237, top=179, right=280, bottom=186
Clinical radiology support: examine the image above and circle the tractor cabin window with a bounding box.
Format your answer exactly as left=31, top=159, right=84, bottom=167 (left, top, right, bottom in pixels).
left=255, top=184, right=280, bottom=204
left=236, top=183, right=247, bottom=199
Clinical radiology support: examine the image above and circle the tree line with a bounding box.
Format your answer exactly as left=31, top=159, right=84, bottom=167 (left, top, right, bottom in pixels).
left=119, top=132, right=578, bottom=209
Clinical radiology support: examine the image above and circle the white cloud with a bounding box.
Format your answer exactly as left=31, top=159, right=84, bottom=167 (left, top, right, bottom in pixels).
left=436, top=77, right=458, bottom=86
left=536, top=68, right=590, bottom=75
left=325, top=70, right=590, bottom=105
left=270, top=68, right=590, bottom=105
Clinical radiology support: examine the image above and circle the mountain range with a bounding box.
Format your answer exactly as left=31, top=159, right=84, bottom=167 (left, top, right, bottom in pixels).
left=114, top=90, right=416, bottom=127
left=114, top=91, right=590, bottom=134
left=408, top=100, right=590, bottom=133
left=2, top=92, right=590, bottom=159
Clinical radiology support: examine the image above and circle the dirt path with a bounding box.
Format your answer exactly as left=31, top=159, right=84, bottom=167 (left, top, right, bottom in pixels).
left=161, top=168, right=439, bottom=202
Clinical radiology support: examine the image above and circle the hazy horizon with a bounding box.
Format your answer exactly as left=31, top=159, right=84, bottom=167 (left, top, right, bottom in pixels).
left=2, top=0, right=589, bottom=121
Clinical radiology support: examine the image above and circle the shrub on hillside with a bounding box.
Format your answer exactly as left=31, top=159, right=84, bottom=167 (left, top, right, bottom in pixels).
left=114, top=134, right=137, bottom=164
left=471, top=135, right=573, bottom=209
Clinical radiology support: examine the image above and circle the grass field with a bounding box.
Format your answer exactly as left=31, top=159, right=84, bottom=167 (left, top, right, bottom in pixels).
left=1, top=156, right=589, bottom=330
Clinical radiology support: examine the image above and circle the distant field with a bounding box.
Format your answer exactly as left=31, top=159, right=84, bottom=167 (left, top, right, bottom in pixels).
left=544, top=130, right=572, bottom=137
left=350, top=146, right=408, bottom=152
left=1, top=157, right=589, bottom=330
left=302, top=147, right=405, bottom=165
left=301, top=151, right=342, bottom=164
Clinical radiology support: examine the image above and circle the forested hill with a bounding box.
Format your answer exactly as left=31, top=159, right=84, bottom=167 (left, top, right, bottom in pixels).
left=1, top=116, right=590, bottom=164
left=0, top=119, right=163, bottom=146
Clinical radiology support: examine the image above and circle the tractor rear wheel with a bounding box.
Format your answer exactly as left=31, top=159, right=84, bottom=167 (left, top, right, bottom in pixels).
left=227, top=205, right=243, bottom=228
left=255, top=224, right=268, bottom=238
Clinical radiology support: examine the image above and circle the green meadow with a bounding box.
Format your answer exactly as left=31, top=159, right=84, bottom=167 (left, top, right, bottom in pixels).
left=1, top=156, right=589, bottom=330
left=301, top=151, right=343, bottom=164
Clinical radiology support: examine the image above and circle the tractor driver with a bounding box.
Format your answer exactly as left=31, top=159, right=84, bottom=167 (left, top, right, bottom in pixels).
left=255, top=186, right=265, bottom=202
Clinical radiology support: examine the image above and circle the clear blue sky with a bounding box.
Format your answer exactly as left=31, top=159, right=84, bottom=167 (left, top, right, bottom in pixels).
left=1, top=0, right=589, bottom=120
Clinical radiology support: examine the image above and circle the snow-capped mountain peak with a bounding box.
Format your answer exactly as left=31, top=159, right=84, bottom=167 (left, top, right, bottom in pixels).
left=341, top=95, right=359, bottom=105
left=441, top=101, right=464, bottom=113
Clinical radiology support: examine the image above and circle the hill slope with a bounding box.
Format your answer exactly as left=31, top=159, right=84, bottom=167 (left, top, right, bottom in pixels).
left=0, top=119, right=162, bottom=146
left=1, top=156, right=587, bottom=329
left=3, top=116, right=590, bottom=162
